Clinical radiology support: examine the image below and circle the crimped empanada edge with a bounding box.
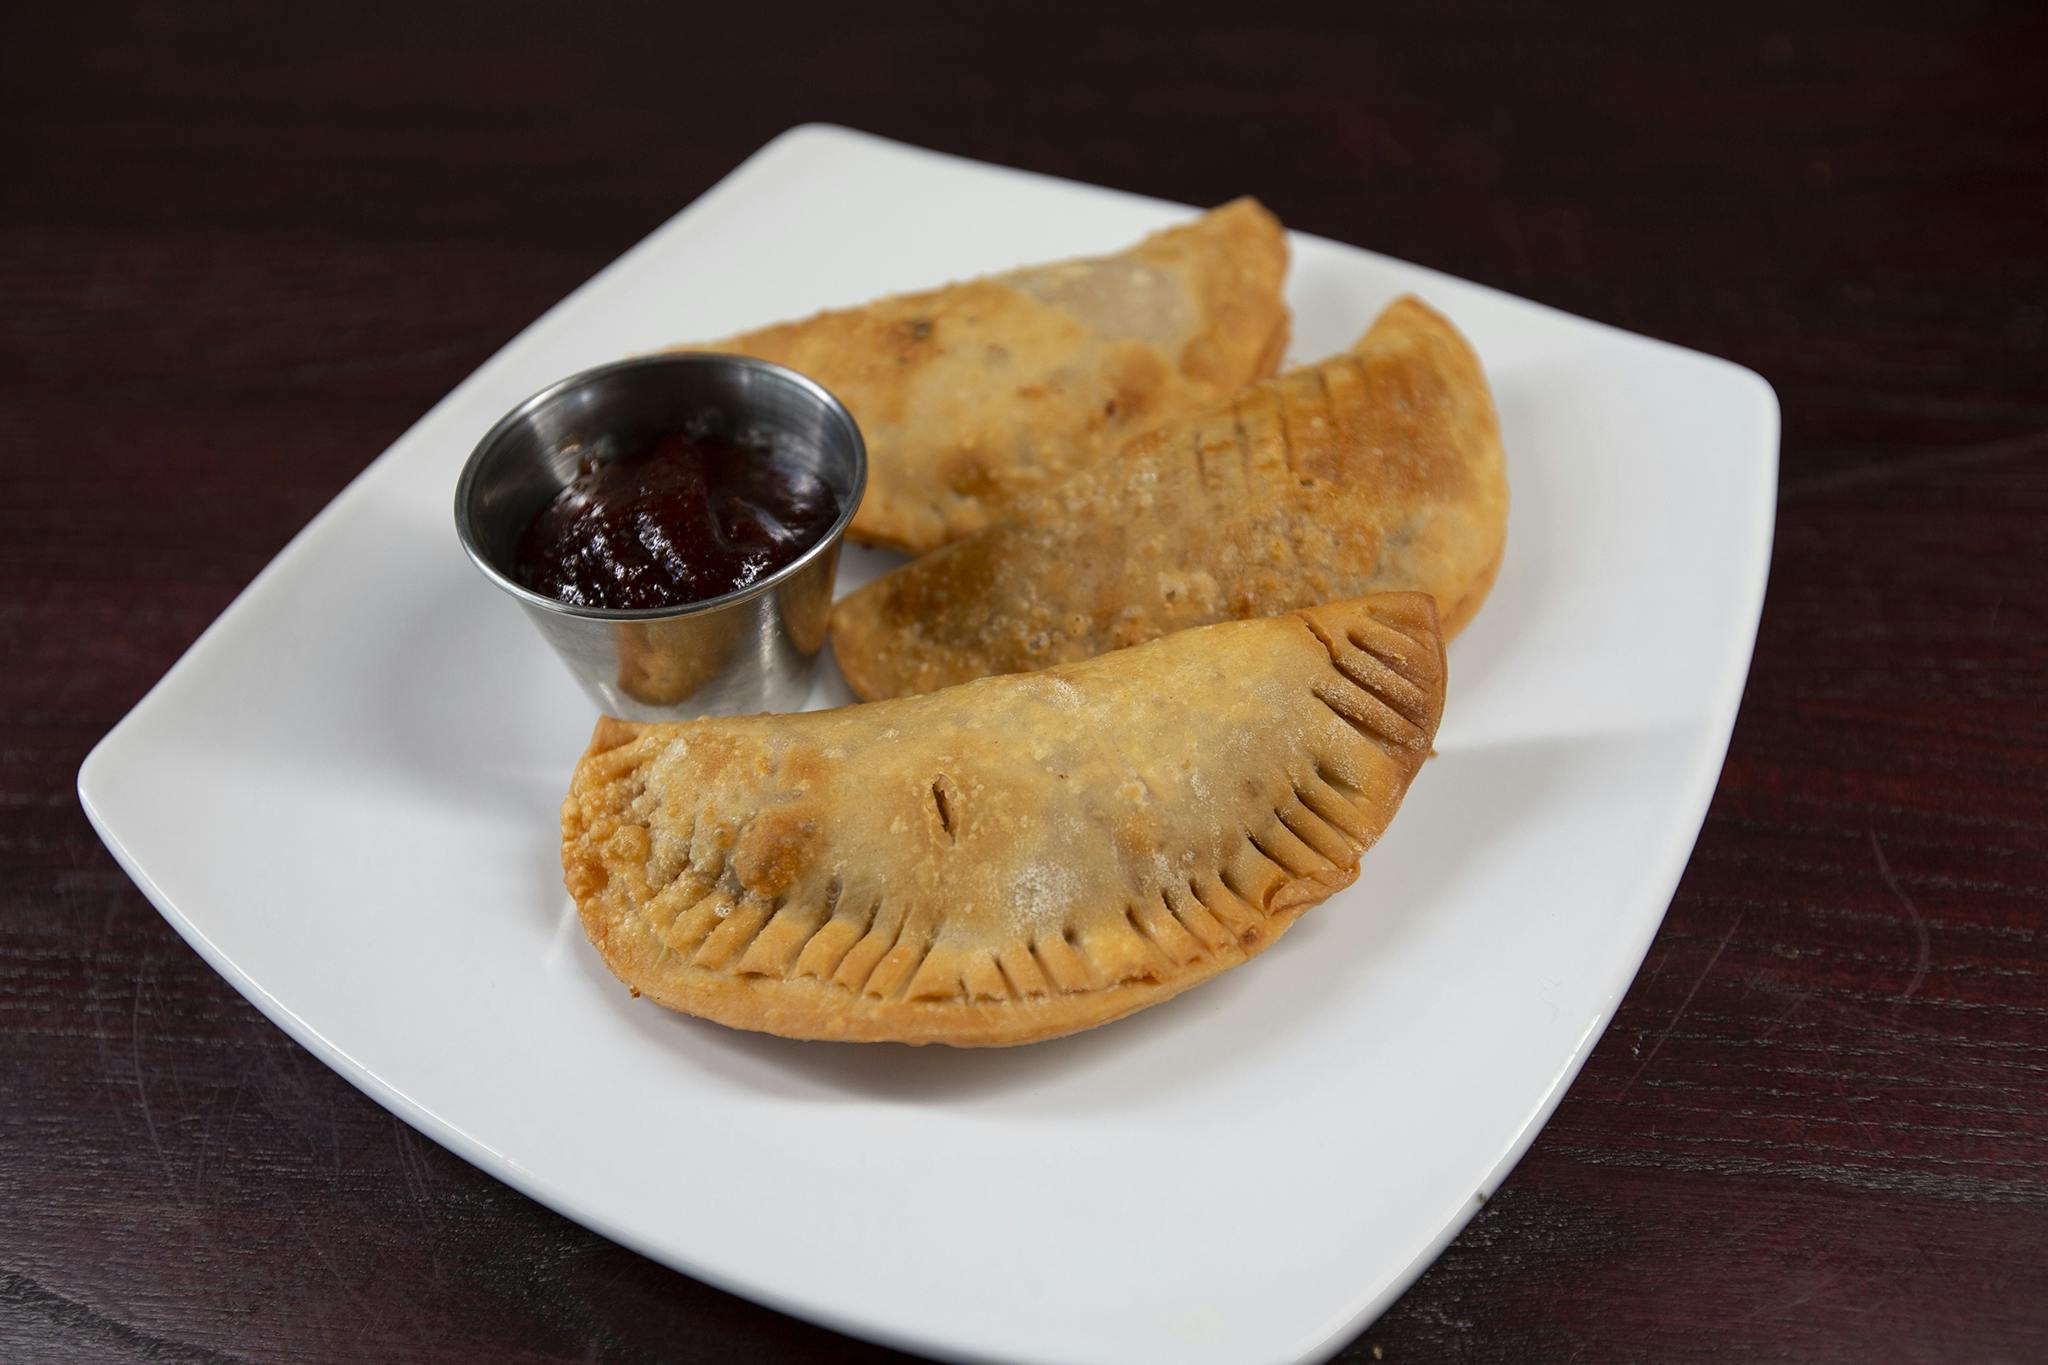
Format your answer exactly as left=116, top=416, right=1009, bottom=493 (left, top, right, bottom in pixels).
left=562, top=597, right=1445, bottom=1047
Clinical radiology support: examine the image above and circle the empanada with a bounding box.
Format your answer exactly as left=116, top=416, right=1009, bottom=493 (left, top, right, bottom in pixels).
left=688, top=198, right=1290, bottom=554
left=562, top=593, right=1445, bottom=1047
left=830, top=296, right=1505, bottom=701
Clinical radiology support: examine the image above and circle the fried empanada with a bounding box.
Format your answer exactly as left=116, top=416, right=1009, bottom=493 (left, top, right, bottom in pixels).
left=830, top=296, right=1506, bottom=701
left=562, top=593, right=1445, bottom=1047
left=688, top=198, right=1290, bottom=554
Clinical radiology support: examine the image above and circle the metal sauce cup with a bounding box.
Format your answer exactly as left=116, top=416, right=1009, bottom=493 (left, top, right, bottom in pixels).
left=454, top=354, right=866, bottom=720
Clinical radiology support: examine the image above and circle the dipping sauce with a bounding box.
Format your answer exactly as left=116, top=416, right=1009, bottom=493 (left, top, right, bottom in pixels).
left=514, top=430, right=839, bottom=611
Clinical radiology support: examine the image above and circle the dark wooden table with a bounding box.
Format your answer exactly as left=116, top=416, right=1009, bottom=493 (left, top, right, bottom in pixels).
left=7, top=3, right=2044, bottom=1361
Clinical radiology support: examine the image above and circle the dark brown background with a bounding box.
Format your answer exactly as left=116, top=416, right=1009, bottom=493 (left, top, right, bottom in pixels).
left=5, top=2, right=2045, bottom=1361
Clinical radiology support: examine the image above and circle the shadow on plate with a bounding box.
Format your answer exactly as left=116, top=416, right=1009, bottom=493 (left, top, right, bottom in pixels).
left=1429, top=371, right=1555, bottom=704
left=371, top=575, right=594, bottom=819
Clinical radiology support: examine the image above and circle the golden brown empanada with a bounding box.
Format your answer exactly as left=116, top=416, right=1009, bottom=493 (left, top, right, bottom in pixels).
left=830, top=296, right=1506, bottom=701
left=688, top=198, right=1290, bottom=554
left=561, top=593, right=1445, bottom=1047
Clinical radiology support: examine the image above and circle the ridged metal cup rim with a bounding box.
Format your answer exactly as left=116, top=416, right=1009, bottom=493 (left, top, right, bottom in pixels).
left=452, top=352, right=867, bottom=623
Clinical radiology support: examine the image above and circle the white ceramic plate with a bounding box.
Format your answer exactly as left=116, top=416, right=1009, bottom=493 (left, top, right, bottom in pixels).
left=79, top=126, right=1777, bottom=1365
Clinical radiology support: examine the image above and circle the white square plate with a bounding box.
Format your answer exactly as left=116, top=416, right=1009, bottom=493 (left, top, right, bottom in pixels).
left=80, top=126, right=1776, bottom=1365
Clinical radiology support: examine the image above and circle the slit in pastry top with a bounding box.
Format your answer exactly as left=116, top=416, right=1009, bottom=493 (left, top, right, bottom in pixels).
left=561, top=593, right=1446, bottom=1047
left=685, top=198, right=1291, bottom=555
left=829, top=295, right=1507, bottom=701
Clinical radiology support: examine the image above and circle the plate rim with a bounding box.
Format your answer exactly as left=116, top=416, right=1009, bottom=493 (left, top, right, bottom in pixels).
left=78, top=122, right=1781, bottom=1365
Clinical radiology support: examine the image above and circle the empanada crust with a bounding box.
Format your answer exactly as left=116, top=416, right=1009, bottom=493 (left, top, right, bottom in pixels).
left=691, top=199, right=1290, bottom=554
left=562, top=594, right=1445, bottom=1047
left=830, top=296, right=1506, bottom=700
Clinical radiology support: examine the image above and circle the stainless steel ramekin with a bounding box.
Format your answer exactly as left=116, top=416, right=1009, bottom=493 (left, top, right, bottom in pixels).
left=454, top=353, right=866, bottom=720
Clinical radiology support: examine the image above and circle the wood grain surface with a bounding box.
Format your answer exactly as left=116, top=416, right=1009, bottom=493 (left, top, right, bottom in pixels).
left=5, top=2, right=2045, bottom=1361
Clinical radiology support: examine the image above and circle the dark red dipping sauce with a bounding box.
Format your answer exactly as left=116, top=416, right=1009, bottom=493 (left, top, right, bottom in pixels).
left=514, top=430, right=838, bottom=611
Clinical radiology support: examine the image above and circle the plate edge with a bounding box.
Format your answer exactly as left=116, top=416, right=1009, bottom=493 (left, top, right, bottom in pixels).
left=1295, top=366, right=1780, bottom=1364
